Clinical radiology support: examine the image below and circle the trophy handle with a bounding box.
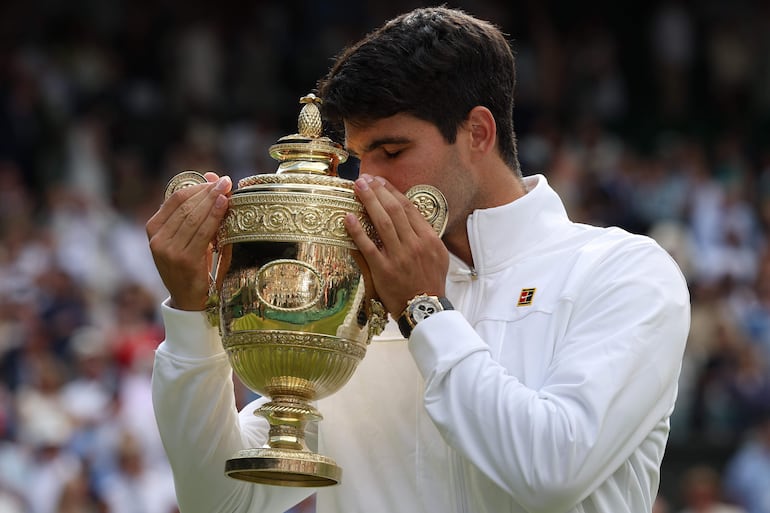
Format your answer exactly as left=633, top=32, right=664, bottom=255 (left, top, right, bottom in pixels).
left=163, top=170, right=209, bottom=200
left=405, top=184, right=448, bottom=237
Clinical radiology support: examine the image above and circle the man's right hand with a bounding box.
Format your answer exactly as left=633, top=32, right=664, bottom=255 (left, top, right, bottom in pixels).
left=146, top=173, right=232, bottom=311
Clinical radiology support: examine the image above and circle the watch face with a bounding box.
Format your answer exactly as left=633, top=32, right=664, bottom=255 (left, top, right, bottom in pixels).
left=409, top=297, right=441, bottom=323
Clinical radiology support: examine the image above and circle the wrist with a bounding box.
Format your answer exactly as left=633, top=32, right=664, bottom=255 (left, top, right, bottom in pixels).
left=168, top=296, right=207, bottom=312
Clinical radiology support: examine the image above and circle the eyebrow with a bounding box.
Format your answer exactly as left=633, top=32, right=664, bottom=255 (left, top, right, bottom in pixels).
left=347, top=136, right=412, bottom=159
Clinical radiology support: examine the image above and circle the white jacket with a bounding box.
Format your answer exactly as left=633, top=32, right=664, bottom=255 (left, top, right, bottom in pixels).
left=152, top=174, right=690, bottom=513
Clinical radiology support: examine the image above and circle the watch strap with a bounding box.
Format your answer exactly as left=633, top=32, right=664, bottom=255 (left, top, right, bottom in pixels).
left=397, top=313, right=413, bottom=339
left=437, top=297, right=454, bottom=311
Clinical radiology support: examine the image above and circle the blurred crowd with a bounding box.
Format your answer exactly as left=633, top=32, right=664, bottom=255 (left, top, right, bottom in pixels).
left=1, top=0, right=769, bottom=512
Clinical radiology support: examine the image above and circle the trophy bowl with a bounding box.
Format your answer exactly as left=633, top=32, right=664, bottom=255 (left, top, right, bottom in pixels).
left=164, top=95, right=447, bottom=487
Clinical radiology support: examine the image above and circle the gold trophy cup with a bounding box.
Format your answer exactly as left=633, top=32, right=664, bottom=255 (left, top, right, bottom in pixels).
left=164, top=95, right=448, bottom=487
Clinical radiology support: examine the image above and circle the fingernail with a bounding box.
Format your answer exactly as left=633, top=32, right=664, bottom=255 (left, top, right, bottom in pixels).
left=356, top=177, right=370, bottom=191
left=215, top=195, right=227, bottom=209
left=373, top=176, right=386, bottom=185
left=214, top=176, right=230, bottom=192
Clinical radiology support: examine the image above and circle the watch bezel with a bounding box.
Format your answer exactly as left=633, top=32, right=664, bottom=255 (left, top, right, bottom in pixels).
left=407, top=296, right=444, bottom=324
left=397, top=294, right=453, bottom=338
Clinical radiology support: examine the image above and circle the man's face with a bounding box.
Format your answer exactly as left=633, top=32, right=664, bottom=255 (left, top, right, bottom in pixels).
left=343, top=113, right=472, bottom=235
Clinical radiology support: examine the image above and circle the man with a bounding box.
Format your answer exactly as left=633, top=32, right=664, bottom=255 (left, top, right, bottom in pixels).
left=147, top=7, right=690, bottom=513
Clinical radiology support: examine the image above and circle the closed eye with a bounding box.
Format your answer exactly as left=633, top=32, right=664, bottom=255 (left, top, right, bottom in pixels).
left=382, top=148, right=403, bottom=159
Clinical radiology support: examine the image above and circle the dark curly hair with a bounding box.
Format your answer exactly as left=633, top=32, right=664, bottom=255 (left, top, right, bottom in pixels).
left=317, top=7, right=520, bottom=175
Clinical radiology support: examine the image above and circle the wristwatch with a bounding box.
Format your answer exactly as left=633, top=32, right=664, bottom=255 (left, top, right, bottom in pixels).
left=397, top=294, right=454, bottom=338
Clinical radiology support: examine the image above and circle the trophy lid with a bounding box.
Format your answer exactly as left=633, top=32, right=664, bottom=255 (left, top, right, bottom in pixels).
left=238, top=94, right=349, bottom=189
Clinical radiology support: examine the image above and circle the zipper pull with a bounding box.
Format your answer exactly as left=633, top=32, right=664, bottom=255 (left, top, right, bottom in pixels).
left=450, top=267, right=478, bottom=281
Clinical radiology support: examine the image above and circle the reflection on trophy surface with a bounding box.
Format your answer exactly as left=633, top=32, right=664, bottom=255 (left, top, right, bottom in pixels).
left=164, top=94, right=447, bottom=487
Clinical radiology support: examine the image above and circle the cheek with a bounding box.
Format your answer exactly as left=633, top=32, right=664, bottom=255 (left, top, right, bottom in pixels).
left=363, top=153, right=445, bottom=193
left=439, top=165, right=474, bottom=220
left=376, top=163, right=428, bottom=193
left=396, top=158, right=443, bottom=191
left=361, top=166, right=412, bottom=193
left=388, top=175, right=418, bottom=194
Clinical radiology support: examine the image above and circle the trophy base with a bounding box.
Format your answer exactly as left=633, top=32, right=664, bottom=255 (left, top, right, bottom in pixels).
left=225, top=447, right=341, bottom=487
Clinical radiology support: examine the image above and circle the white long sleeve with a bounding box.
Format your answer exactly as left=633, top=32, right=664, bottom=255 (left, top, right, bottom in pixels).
left=151, top=303, right=313, bottom=513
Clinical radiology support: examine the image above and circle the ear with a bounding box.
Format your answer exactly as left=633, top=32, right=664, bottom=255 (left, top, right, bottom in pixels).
left=464, top=106, right=497, bottom=158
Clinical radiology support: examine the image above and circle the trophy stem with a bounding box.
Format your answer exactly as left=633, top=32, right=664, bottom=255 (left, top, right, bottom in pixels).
left=224, top=395, right=341, bottom=487
left=258, top=395, right=321, bottom=451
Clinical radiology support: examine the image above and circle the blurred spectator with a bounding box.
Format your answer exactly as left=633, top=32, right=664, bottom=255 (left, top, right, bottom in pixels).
left=106, top=284, right=167, bottom=470
left=567, top=22, right=628, bottom=123
left=689, top=301, right=753, bottom=441
left=172, top=20, right=224, bottom=113
left=723, top=413, right=770, bottom=513
left=64, top=115, right=111, bottom=205
left=0, top=488, right=25, bottom=513
left=670, top=280, right=738, bottom=441
left=97, top=432, right=177, bottom=513
left=650, top=1, right=696, bottom=120
left=108, top=283, right=164, bottom=372
left=55, top=466, right=106, bottom=513
left=687, top=158, right=762, bottom=287
left=705, top=9, right=755, bottom=118
left=0, top=384, right=29, bottom=512
left=677, top=464, right=745, bottom=513
left=105, top=152, right=169, bottom=305
left=35, top=266, right=90, bottom=358
left=45, top=186, right=122, bottom=302
left=60, top=326, right=120, bottom=483
left=24, top=427, right=82, bottom=513
left=656, top=495, right=673, bottom=513
left=733, top=253, right=770, bottom=364
left=60, top=327, right=117, bottom=427
left=14, top=351, right=74, bottom=452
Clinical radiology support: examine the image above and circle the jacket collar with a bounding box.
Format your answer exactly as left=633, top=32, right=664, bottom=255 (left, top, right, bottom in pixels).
left=448, top=174, right=571, bottom=278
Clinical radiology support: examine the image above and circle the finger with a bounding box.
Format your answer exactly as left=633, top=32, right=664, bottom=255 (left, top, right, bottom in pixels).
left=173, top=177, right=231, bottom=253
left=344, top=212, right=384, bottom=266
left=368, top=176, right=429, bottom=258
left=354, top=175, right=396, bottom=248
left=350, top=250, right=379, bottom=303
left=373, top=176, right=435, bottom=236
left=355, top=175, right=416, bottom=249
left=150, top=177, right=230, bottom=256
left=147, top=172, right=227, bottom=234
left=146, top=181, right=209, bottom=239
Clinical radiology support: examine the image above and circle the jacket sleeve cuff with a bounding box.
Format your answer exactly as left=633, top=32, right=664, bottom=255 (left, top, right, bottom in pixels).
left=408, top=310, right=488, bottom=379
left=159, top=298, right=224, bottom=359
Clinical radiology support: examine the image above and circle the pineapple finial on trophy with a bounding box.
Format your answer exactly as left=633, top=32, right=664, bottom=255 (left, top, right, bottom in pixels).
left=267, top=93, right=348, bottom=177
left=298, top=93, right=323, bottom=138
